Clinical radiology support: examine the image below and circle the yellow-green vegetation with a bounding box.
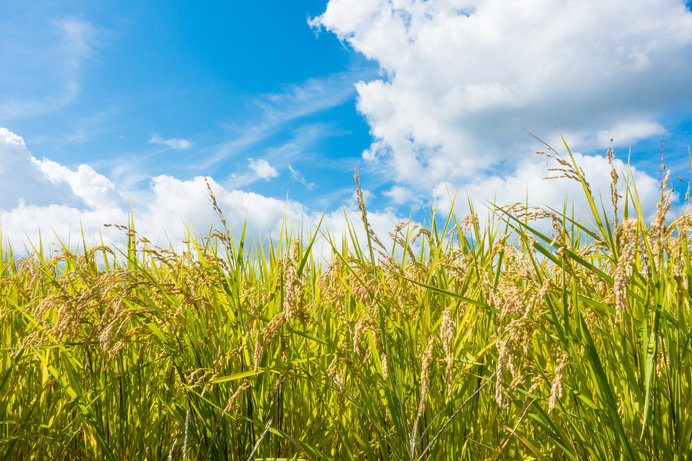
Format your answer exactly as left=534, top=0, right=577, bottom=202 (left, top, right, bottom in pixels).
left=1, top=142, right=691, bottom=460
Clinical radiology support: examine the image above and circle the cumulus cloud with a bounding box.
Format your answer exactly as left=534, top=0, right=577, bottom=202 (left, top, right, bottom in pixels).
left=134, top=175, right=303, bottom=243
left=149, top=135, right=192, bottom=150
left=0, top=128, right=400, bottom=258
left=383, top=185, right=415, bottom=205
left=0, top=127, right=119, bottom=211
left=311, top=0, right=692, bottom=190
left=0, top=127, right=675, bottom=264
left=248, top=158, right=279, bottom=180
left=133, top=175, right=401, bottom=259
left=0, top=128, right=127, bottom=248
left=434, top=151, right=663, bottom=231
left=32, top=158, right=122, bottom=209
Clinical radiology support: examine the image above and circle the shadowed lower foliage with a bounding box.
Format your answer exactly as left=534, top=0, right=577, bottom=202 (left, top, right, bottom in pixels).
left=1, top=140, right=691, bottom=460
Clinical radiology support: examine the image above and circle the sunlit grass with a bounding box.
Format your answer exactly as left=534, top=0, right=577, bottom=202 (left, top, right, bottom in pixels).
left=1, top=139, right=691, bottom=459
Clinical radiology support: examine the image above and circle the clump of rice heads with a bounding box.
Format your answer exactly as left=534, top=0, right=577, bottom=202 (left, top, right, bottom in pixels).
left=1, top=137, right=691, bottom=460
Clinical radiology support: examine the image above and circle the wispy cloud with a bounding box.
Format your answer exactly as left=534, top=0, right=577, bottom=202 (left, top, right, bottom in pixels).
left=29, top=107, right=119, bottom=145
left=216, top=123, right=336, bottom=190
left=196, top=67, right=376, bottom=170
left=0, top=17, right=96, bottom=119
left=149, top=135, right=192, bottom=150
left=289, top=165, right=315, bottom=190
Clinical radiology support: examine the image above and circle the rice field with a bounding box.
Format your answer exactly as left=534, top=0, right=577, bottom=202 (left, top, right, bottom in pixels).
left=1, top=143, right=691, bottom=460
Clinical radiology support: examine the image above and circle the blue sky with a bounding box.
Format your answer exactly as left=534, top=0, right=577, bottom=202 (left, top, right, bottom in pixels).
left=1, top=0, right=692, bottom=249
left=1, top=1, right=377, bottom=207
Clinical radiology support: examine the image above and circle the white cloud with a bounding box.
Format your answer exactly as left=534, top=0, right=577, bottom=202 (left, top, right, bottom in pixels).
left=0, top=128, right=126, bottom=248
left=248, top=158, right=279, bottom=180
left=226, top=157, right=282, bottom=189
left=312, top=0, right=692, bottom=190
left=0, top=128, right=401, bottom=259
left=433, top=151, right=663, bottom=232
left=0, top=128, right=24, bottom=148
left=149, top=135, right=192, bottom=150
left=131, top=175, right=401, bottom=259
left=136, top=175, right=306, bottom=243
left=1, top=203, right=128, bottom=251
left=383, top=185, right=415, bottom=205
left=32, top=158, right=121, bottom=209
left=0, top=127, right=109, bottom=211
left=0, top=127, right=678, bottom=265
left=573, top=121, right=666, bottom=151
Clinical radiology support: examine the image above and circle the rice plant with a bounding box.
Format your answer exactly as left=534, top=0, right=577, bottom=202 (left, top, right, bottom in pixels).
left=1, top=139, right=690, bottom=459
